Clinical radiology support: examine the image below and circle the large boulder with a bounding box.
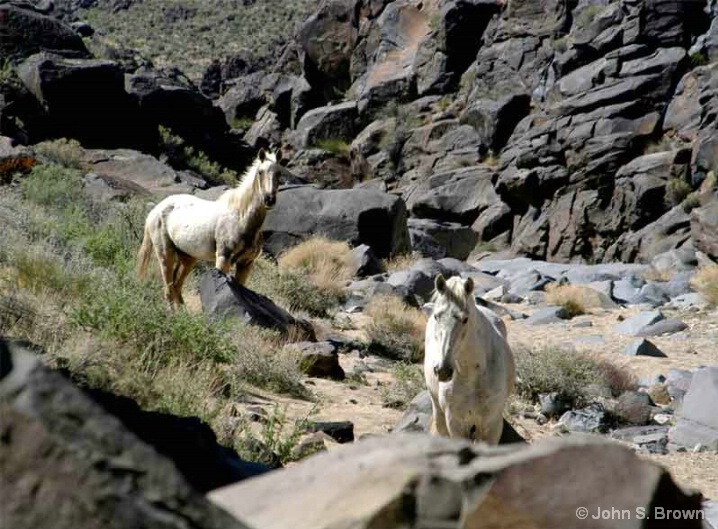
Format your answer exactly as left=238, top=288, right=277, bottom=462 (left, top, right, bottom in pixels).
left=408, top=217, right=478, bottom=260
left=208, top=432, right=704, bottom=529
left=289, top=101, right=359, bottom=149
left=0, top=339, right=251, bottom=529
left=263, top=185, right=411, bottom=258
left=0, top=3, right=90, bottom=62
left=199, top=268, right=316, bottom=341
left=17, top=52, right=155, bottom=150
left=670, top=366, right=718, bottom=450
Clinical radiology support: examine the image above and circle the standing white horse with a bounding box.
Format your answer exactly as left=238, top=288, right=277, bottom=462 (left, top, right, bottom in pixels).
left=424, top=274, right=515, bottom=444
left=137, top=148, right=280, bottom=307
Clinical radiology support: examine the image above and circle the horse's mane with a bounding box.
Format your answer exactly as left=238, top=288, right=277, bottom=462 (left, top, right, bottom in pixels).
left=218, top=151, right=277, bottom=212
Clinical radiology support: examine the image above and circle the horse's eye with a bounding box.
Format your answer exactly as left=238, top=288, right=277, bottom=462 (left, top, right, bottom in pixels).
left=461, top=315, right=468, bottom=324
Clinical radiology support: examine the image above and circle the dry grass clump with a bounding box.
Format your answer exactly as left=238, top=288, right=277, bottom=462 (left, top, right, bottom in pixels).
left=514, top=345, right=637, bottom=408
left=383, top=252, right=422, bottom=273
left=544, top=283, right=608, bottom=317
left=33, top=138, right=87, bottom=170
left=364, top=294, right=427, bottom=362
left=690, top=265, right=718, bottom=306
left=278, top=236, right=355, bottom=295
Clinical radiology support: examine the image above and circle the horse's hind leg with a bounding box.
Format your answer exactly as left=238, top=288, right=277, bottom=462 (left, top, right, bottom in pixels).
left=151, top=232, right=179, bottom=307
left=173, top=253, right=197, bottom=306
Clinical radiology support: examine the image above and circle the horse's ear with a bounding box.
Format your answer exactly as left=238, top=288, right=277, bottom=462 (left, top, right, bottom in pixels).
left=258, top=148, right=267, bottom=162
left=464, top=277, right=474, bottom=295
left=435, top=274, right=446, bottom=293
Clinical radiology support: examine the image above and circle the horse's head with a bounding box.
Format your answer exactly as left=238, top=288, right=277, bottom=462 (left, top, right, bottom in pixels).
left=429, top=274, right=475, bottom=382
left=256, top=148, right=280, bottom=209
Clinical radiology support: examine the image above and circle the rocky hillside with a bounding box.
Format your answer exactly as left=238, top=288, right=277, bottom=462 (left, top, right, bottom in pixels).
left=207, top=0, right=718, bottom=266
left=7, top=0, right=718, bottom=267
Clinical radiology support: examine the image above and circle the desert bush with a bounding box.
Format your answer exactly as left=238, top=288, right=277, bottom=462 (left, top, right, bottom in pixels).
left=381, top=362, right=424, bottom=409
left=576, top=4, right=605, bottom=27
left=690, top=265, right=718, bottom=306
left=364, top=294, right=427, bottom=362
left=544, top=283, right=608, bottom=317
left=158, top=126, right=238, bottom=185
left=514, top=346, right=637, bottom=408
left=665, top=178, right=693, bottom=207
left=278, top=237, right=354, bottom=294
left=21, top=164, right=85, bottom=209
left=316, top=139, right=350, bottom=157
left=33, top=138, right=86, bottom=169
left=235, top=404, right=317, bottom=466
left=383, top=252, right=421, bottom=272
left=249, top=257, right=341, bottom=317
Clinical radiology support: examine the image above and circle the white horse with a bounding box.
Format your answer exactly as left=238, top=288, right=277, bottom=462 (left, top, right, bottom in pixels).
left=137, top=148, right=280, bottom=307
left=424, top=274, right=516, bottom=444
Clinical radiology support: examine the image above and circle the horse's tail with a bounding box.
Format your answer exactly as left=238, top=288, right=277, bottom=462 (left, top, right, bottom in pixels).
left=136, top=223, right=154, bottom=280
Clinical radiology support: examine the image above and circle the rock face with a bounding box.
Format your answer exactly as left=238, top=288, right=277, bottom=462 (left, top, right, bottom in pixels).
left=670, top=366, right=718, bottom=450
left=199, top=268, right=316, bottom=341
left=263, top=185, right=411, bottom=258
left=208, top=433, right=704, bottom=529
left=0, top=339, right=251, bottom=529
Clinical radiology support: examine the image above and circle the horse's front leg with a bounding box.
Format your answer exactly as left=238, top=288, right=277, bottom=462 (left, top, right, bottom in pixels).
left=215, top=250, right=233, bottom=275
left=234, top=261, right=254, bottom=286
left=430, top=393, right=449, bottom=436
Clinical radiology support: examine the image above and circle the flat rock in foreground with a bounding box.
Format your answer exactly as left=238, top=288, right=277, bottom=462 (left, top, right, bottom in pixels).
left=208, top=432, right=704, bottom=529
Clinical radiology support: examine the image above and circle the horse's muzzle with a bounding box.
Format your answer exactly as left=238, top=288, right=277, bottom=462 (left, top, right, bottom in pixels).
left=264, top=195, right=276, bottom=208
left=434, top=365, right=454, bottom=382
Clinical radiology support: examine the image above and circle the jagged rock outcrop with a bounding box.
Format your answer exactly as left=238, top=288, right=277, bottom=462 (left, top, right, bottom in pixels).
left=0, top=338, right=252, bottom=529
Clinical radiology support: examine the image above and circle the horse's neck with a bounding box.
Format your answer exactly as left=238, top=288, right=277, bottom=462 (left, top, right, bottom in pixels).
left=219, top=173, right=267, bottom=238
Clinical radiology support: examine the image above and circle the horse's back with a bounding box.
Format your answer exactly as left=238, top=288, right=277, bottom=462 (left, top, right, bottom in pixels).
left=475, top=304, right=508, bottom=339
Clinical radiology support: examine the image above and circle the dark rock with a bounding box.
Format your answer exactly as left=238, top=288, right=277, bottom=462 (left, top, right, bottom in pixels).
left=615, top=391, right=654, bottom=426
left=350, top=244, right=384, bottom=277
left=613, top=310, right=665, bottom=336
left=387, top=258, right=455, bottom=302
left=0, top=339, right=251, bottom=529
left=209, top=432, right=704, bottom=529
left=408, top=217, right=479, bottom=260
left=623, top=339, right=668, bottom=358
left=18, top=52, right=155, bottom=150
left=525, top=306, right=571, bottom=325
left=298, top=0, right=358, bottom=99
left=670, top=366, right=718, bottom=450
left=636, top=318, right=689, bottom=337
left=306, top=421, right=355, bottom=444
left=0, top=3, right=90, bottom=62
left=263, top=185, right=410, bottom=259
left=610, top=425, right=670, bottom=455
left=199, top=268, right=315, bottom=340
left=539, top=392, right=572, bottom=419
left=558, top=403, right=610, bottom=433
left=290, top=101, right=358, bottom=149
left=407, top=165, right=500, bottom=225
left=460, top=94, right=531, bottom=153
left=290, top=342, right=345, bottom=381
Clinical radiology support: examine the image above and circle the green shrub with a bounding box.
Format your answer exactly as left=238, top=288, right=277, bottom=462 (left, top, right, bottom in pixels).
left=514, top=346, right=637, bottom=408
left=33, top=139, right=87, bottom=169
left=316, top=138, right=350, bottom=157
left=21, top=164, right=85, bottom=209
left=381, top=362, right=424, bottom=409
left=665, top=178, right=693, bottom=207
